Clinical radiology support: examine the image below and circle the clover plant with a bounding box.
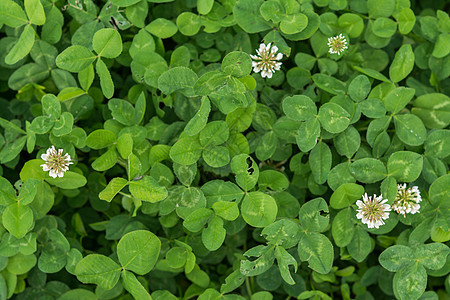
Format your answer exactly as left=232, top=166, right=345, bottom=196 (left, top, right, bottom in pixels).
left=0, top=0, right=449, bottom=299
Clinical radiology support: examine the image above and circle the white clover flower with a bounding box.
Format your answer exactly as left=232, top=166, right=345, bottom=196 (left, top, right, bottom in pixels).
left=250, top=43, right=283, bottom=79
left=392, top=184, right=422, bottom=217
left=328, top=34, right=348, bottom=55
left=356, top=193, right=391, bottom=229
left=40, top=146, right=73, bottom=178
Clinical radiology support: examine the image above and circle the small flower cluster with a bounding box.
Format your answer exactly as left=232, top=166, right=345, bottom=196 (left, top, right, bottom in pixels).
left=356, top=193, right=391, bottom=229
left=250, top=43, right=283, bottom=79
left=356, top=184, right=422, bottom=229
left=40, top=146, right=73, bottom=178
left=392, top=184, right=422, bottom=216
left=327, top=34, right=348, bottom=55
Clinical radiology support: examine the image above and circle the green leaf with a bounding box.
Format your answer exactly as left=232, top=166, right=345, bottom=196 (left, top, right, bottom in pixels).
left=389, top=44, right=414, bottom=83
left=75, top=254, right=121, bottom=290
left=258, top=170, right=289, bottom=192
left=354, top=66, right=391, bottom=83
left=280, top=13, right=308, bottom=34
left=29, top=116, right=54, bottom=134
left=309, top=142, right=332, bottom=185
left=201, top=180, right=244, bottom=205
left=199, top=121, right=229, bottom=147
left=393, top=263, right=427, bottom=300
left=334, top=126, right=361, bottom=158
left=129, top=176, right=168, bottom=203
left=231, top=154, right=259, bottom=191
left=202, top=216, right=226, bottom=251
left=121, top=270, right=152, bottom=300
left=108, top=98, right=135, bottom=126
left=348, top=75, right=371, bottom=102
left=412, top=93, right=450, bottom=129
left=0, top=136, right=27, bottom=164
left=85, top=129, right=116, bottom=150
left=96, top=59, right=114, bottom=99
left=56, top=45, right=96, bottom=73
left=330, top=183, right=365, bottom=209
left=91, top=147, right=118, bottom=172
left=367, top=0, right=395, bottom=18
left=183, top=208, right=213, bottom=232
left=202, top=146, right=230, bottom=168
left=221, top=51, right=252, bottom=78
left=99, top=177, right=129, bottom=202
left=220, top=269, right=246, bottom=294
left=312, top=74, right=346, bottom=95
left=197, top=0, right=214, bottom=14
left=5, top=25, right=35, bottom=65
left=414, top=243, right=449, bottom=270
left=318, top=103, right=350, bottom=134
left=92, top=28, right=122, bottom=58
left=379, top=245, right=414, bottom=272
left=24, top=0, right=45, bottom=25
left=384, top=87, right=415, bottom=114
left=241, top=192, right=277, bottom=228
left=176, top=12, right=201, bottom=36
left=296, top=118, right=320, bottom=152
left=393, top=114, right=427, bottom=146
left=425, top=130, right=450, bottom=159
left=169, top=136, right=203, bottom=165
left=158, top=67, right=198, bottom=96
left=275, top=246, right=297, bottom=285
left=117, top=230, right=161, bottom=275
left=145, top=18, right=178, bottom=39
left=110, top=0, right=141, bottom=6
left=299, top=198, right=329, bottom=232
left=233, top=0, right=272, bottom=33
left=116, top=134, right=133, bottom=159
left=42, top=94, right=61, bottom=119
left=6, top=253, right=36, bottom=275
left=347, top=227, right=372, bottom=262
left=52, top=112, right=74, bottom=137
left=350, top=158, right=387, bottom=183
left=282, top=95, right=317, bottom=121
left=0, top=177, right=16, bottom=206
left=0, top=0, right=28, bottom=27
left=387, top=151, right=423, bottom=182
left=18, top=178, right=39, bottom=206
left=212, top=201, right=239, bottom=221
left=372, top=17, right=397, bottom=38
left=45, top=171, right=87, bottom=189
left=394, top=8, right=415, bottom=34
left=298, top=232, right=333, bottom=274
left=3, top=203, right=34, bottom=239
left=332, top=207, right=356, bottom=247
left=59, top=289, right=97, bottom=300
left=185, top=96, right=210, bottom=136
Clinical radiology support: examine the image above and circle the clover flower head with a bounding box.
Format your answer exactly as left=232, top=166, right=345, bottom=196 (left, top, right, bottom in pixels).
left=40, top=146, right=73, bottom=178
left=328, top=34, right=348, bottom=55
left=356, top=193, right=391, bottom=229
left=250, top=43, right=283, bottom=79
left=392, top=184, right=422, bottom=217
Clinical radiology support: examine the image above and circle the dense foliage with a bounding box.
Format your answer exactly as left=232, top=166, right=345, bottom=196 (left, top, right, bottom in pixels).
left=0, top=0, right=449, bottom=299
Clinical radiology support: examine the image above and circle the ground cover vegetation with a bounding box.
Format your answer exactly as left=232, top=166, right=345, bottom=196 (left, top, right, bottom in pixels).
left=0, top=0, right=449, bottom=299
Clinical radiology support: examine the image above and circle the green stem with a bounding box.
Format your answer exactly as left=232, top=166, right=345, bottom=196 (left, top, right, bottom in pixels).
left=245, top=277, right=252, bottom=298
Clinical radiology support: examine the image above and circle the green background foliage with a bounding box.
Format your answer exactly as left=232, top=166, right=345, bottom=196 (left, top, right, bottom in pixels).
left=0, top=0, right=449, bottom=299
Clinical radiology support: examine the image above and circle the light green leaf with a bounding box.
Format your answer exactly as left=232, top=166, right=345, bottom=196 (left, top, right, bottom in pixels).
left=414, top=243, right=449, bottom=270
left=183, top=208, right=213, bottom=232
left=129, top=176, right=168, bottom=203
left=5, top=25, right=36, bottom=65
left=389, top=44, right=414, bottom=83
left=0, top=0, right=28, bottom=27
left=348, top=75, right=371, bottom=102
left=330, top=183, right=365, bottom=209
left=117, top=230, right=161, bottom=275
left=384, top=87, right=415, bottom=114
left=309, top=142, right=332, bottom=185
left=108, top=98, right=135, bottom=126
left=52, top=112, right=74, bottom=137
left=282, top=95, right=317, bottom=121
left=93, top=28, right=123, bottom=58
left=145, top=18, right=178, bottom=39
left=299, top=198, right=329, bottom=232
left=332, top=207, right=356, bottom=247
left=45, top=171, right=87, bottom=189
left=347, top=227, right=372, bottom=262
left=0, top=136, right=27, bottom=164
left=241, top=192, right=277, bottom=228
left=393, top=263, right=427, bottom=300
left=202, top=216, right=226, bottom=251
left=379, top=245, right=414, bottom=272
left=394, top=114, right=427, bottom=146
left=231, top=154, right=259, bottom=191
left=75, top=254, right=121, bottom=290
left=91, top=147, right=118, bottom=172
left=202, top=146, right=230, bottom=168
left=96, top=59, right=114, bottom=99
left=158, top=67, right=198, bottom=96
left=121, top=270, right=152, bottom=300
left=185, top=96, right=210, bottom=136
left=56, top=45, right=96, bottom=73
left=25, top=0, right=46, bottom=25
left=3, top=203, right=34, bottom=239
left=387, top=151, right=423, bottom=182
left=280, top=13, right=308, bottom=34
left=221, top=51, right=252, bottom=78
left=99, top=177, right=129, bottom=202
left=233, top=0, right=272, bottom=33
left=296, top=117, right=320, bottom=152
left=275, top=245, right=297, bottom=285
left=176, top=12, right=201, bottom=36
left=412, top=93, right=450, bottom=129
left=212, top=201, right=239, bottom=221
left=85, top=129, right=116, bottom=150
left=169, top=136, right=203, bottom=165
